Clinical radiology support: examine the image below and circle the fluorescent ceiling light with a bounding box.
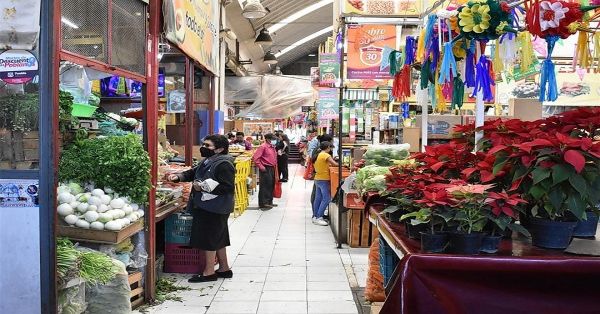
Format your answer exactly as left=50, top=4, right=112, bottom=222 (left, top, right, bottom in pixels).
left=61, top=17, right=79, bottom=29
left=268, top=0, right=333, bottom=34
left=308, top=54, right=316, bottom=57
left=275, top=26, right=333, bottom=58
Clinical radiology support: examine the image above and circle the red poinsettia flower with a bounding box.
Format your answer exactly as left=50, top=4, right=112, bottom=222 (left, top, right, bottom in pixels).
left=486, top=191, right=527, bottom=218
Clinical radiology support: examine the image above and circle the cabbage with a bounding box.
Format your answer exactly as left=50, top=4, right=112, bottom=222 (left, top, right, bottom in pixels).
left=362, top=175, right=388, bottom=194
left=355, top=165, right=390, bottom=195
left=68, top=182, right=84, bottom=195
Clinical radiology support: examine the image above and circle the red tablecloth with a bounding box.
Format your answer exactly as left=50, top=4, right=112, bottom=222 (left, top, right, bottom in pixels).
left=370, top=207, right=600, bottom=314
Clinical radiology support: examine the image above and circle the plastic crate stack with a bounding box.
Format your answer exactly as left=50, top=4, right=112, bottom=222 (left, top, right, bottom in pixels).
left=164, top=213, right=206, bottom=273
left=379, top=236, right=399, bottom=287
left=234, top=158, right=251, bottom=217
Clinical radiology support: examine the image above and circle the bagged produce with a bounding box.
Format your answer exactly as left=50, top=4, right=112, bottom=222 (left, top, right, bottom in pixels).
left=58, top=279, right=86, bottom=314
left=84, top=260, right=131, bottom=314
left=365, top=240, right=386, bottom=302
left=355, top=165, right=390, bottom=196
left=362, top=144, right=411, bottom=167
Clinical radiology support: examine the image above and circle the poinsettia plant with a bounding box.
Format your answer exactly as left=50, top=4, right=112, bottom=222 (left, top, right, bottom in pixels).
left=485, top=190, right=530, bottom=237
left=446, top=184, right=493, bottom=234
left=400, top=186, right=454, bottom=235
left=487, top=111, right=600, bottom=221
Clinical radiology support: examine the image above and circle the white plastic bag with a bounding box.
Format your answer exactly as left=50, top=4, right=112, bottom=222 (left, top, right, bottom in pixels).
left=341, top=172, right=358, bottom=194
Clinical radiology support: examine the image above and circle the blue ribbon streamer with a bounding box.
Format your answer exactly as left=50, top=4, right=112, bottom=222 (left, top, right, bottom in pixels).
left=465, top=40, right=476, bottom=88
left=438, top=42, right=457, bottom=84
left=404, top=36, right=416, bottom=66
left=428, top=36, right=439, bottom=74
left=423, top=15, right=437, bottom=52
left=429, top=85, right=437, bottom=111
left=401, top=102, right=410, bottom=119
left=473, top=55, right=495, bottom=102
left=539, top=35, right=559, bottom=102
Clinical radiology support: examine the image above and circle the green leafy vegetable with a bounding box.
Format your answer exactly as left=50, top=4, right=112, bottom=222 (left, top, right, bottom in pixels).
left=59, top=134, right=152, bottom=204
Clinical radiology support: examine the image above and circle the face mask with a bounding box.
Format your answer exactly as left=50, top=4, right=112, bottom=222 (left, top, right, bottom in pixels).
left=200, top=147, right=215, bottom=158
left=271, top=140, right=277, bottom=145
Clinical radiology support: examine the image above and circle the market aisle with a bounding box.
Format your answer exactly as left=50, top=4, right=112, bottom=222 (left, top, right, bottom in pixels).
left=142, top=164, right=365, bottom=314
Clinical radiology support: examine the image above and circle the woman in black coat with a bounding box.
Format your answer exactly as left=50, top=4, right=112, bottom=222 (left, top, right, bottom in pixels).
left=168, top=134, right=236, bottom=282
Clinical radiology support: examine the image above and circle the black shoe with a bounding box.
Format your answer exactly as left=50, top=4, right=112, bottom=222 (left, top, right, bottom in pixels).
left=269, top=204, right=278, bottom=207
left=216, top=270, right=233, bottom=278
left=280, top=179, right=288, bottom=182
left=188, top=273, right=218, bottom=283
left=259, top=205, right=272, bottom=211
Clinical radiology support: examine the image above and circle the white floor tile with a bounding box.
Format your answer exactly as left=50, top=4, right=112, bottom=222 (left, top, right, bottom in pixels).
left=307, top=281, right=351, bottom=291
left=263, top=281, right=307, bottom=291
left=266, top=273, right=307, bottom=282
left=206, top=301, right=259, bottom=314
left=213, top=290, right=262, bottom=302
left=257, top=301, right=307, bottom=314
left=260, top=290, right=307, bottom=302
left=223, top=273, right=267, bottom=283
left=307, top=301, right=358, bottom=314
left=157, top=304, right=208, bottom=314
left=232, top=266, right=269, bottom=274
left=267, top=266, right=307, bottom=274
left=307, top=290, right=354, bottom=302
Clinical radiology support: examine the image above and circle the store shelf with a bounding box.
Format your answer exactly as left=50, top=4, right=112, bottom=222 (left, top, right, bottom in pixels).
left=155, top=199, right=186, bottom=223
left=57, top=220, right=143, bottom=244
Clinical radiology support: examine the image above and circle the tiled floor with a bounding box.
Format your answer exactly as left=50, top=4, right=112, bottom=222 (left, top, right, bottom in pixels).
left=140, top=164, right=369, bottom=314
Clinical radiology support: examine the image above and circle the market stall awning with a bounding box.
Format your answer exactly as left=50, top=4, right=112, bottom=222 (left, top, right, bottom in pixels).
left=233, top=75, right=313, bottom=119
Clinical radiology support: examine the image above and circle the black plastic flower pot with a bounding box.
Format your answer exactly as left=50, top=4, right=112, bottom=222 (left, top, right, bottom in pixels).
left=405, top=223, right=427, bottom=240
left=420, top=232, right=448, bottom=253
left=573, top=211, right=599, bottom=238
left=480, top=235, right=503, bottom=254
left=448, top=232, right=483, bottom=255
left=387, top=210, right=403, bottom=222
left=530, top=217, right=577, bottom=249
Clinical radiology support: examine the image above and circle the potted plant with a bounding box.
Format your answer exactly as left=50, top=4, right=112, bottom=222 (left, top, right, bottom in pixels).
left=481, top=191, right=530, bottom=253
left=445, top=184, right=491, bottom=255
left=401, top=188, right=453, bottom=253
left=491, top=127, right=600, bottom=249
left=572, top=206, right=600, bottom=238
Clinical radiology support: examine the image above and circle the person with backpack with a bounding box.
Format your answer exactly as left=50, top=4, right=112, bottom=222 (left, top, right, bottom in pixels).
left=253, top=133, right=278, bottom=210
left=168, top=134, right=235, bottom=282
left=312, top=141, right=339, bottom=226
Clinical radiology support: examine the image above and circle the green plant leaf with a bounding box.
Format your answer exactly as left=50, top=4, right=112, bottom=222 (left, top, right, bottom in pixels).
left=508, top=223, right=531, bottom=237
left=492, top=156, right=508, bottom=175
left=567, top=194, right=586, bottom=220
left=552, top=164, right=572, bottom=186
left=548, top=188, right=564, bottom=211
left=383, top=205, right=399, bottom=214
left=568, top=174, right=588, bottom=197
left=529, top=185, right=545, bottom=200
left=532, top=167, right=551, bottom=185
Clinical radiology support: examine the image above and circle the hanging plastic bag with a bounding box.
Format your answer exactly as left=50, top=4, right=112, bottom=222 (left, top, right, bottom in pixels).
left=341, top=172, right=358, bottom=194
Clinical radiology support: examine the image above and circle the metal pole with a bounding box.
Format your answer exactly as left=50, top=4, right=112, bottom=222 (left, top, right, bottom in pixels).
left=337, top=18, right=346, bottom=249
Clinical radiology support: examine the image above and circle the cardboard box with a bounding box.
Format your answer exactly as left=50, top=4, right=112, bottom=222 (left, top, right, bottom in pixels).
left=400, top=127, right=420, bottom=152
left=415, top=115, right=462, bottom=139
left=462, top=115, right=514, bottom=125
left=509, top=98, right=543, bottom=121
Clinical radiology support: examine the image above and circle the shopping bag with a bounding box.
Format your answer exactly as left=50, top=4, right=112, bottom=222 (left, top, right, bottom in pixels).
left=303, top=159, right=315, bottom=180
left=274, top=167, right=282, bottom=198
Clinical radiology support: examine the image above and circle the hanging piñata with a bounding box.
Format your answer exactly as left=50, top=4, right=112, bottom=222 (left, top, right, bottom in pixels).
left=455, top=0, right=518, bottom=41
left=525, top=0, right=599, bottom=101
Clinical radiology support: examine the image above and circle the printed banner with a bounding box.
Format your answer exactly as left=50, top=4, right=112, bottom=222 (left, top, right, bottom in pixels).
left=0, top=179, right=39, bottom=208
left=319, top=53, right=340, bottom=86
left=317, top=88, right=339, bottom=120
left=347, top=24, right=397, bottom=80
left=163, top=0, right=219, bottom=74
left=310, top=67, right=320, bottom=87
left=342, top=0, right=424, bottom=17
left=167, top=90, right=186, bottom=113
left=0, top=50, right=38, bottom=84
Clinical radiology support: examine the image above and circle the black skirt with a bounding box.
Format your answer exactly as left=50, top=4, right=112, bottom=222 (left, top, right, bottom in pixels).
left=189, top=208, right=230, bottom=251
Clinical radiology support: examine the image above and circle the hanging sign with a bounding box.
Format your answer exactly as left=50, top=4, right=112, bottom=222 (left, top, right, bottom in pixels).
left=163, top=0, right=219, bottom=74
left=317, top=88, right=339, bottom=120
left=319, top=53, right=340, bottom=86
left=342, top=0, right=424, bottom=17
left=0, top=50, right=38, bottom=84
left=347, top=24, right=397, bottom=80
left=310, top=67, right=320, bottom=87
left=167, top=90, right=186, bottom=113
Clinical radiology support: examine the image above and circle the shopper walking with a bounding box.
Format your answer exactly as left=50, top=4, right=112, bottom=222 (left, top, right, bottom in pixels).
left=276, top=133, right=290, bottom=182
left=253, top=133, right=278, bottom=210
left=168, top=135, right=235, bottom=282
left=312, top=141, right=338, bottom=226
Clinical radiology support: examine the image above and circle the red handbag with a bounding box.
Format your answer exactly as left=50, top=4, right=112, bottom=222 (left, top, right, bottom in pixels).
left=274, top=166, right=282, bottom=198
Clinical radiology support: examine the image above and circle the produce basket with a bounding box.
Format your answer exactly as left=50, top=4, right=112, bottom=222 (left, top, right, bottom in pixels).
left=164, top=243, right=206, bottom=274
left=72, top=103, right=98, bottom=118
left=165, top=213, right=193, bottom=245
